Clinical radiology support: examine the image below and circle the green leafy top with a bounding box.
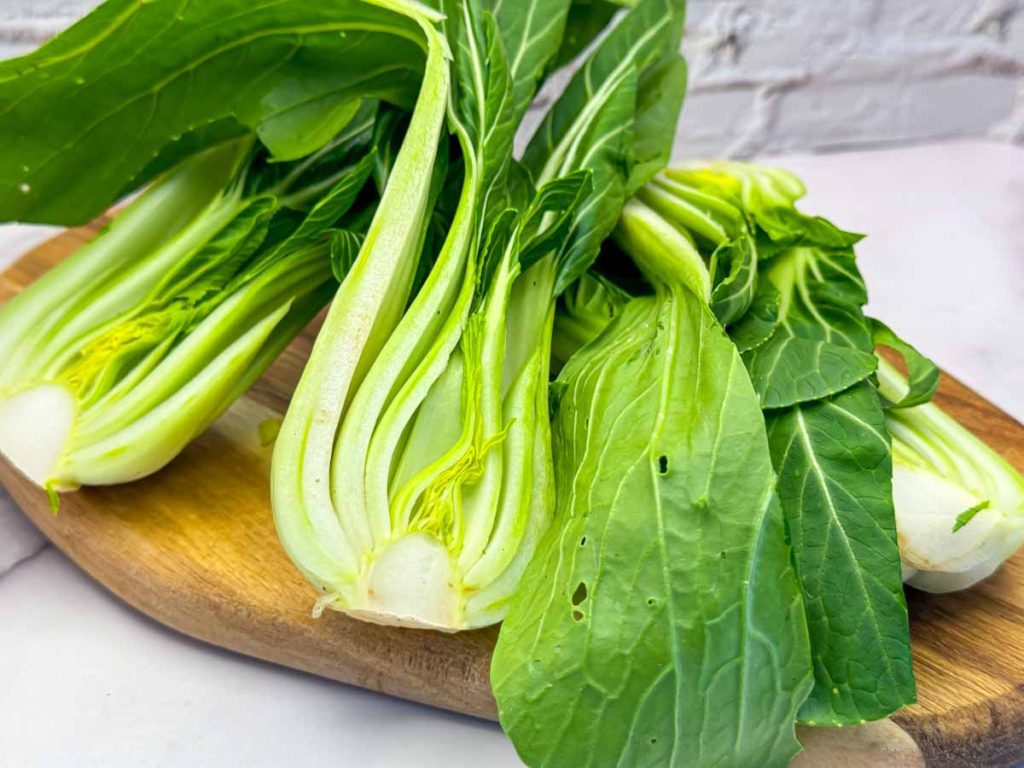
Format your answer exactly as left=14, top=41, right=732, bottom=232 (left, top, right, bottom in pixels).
left=631, top=162, right=874, bottom=409
left=523, top=0, right=685, bottom=293
left=584, top=161, right=919, bottom=727
left=0, top=0, right=432, bottom=224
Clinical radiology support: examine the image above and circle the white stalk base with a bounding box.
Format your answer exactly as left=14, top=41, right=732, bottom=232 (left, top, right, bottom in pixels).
left=0, top=384, right=77, bottom=488
left=894, top=463, right=1001, bottom=592
left=346, top=533, right=464, bottom=631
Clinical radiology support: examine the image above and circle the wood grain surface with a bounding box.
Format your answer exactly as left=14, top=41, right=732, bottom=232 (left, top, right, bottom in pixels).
left=3, top=225, right=1023, bottom=767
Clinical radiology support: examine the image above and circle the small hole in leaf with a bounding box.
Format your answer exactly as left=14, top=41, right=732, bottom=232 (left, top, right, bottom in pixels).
left=658, top=455, right=669, bottom=474
left=579, top=536, right=587, bottom=547
left=571, top=581, right=588, bottom=606
left=647, top=597, right=656, bottom=607
left=649, top=737, right=658, bottom=745
left=572, top=609, right=584, bottom=622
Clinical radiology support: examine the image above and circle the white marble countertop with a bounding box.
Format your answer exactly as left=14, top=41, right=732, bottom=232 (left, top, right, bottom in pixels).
left=0, top=139, right=1022, bottom=767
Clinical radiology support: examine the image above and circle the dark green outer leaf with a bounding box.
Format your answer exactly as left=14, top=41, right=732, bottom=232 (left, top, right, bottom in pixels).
left=245, top=101, right=377, bottom=200
left=504, top=159, right=537, bottom=212
left=240, top=114, right=380, bottom=281
left=766, top=382, right=915, bottom=724
left=0, top=0, right=426, bottom=224
left=126, top=117, right=250, bottom=198
left=490, top=0, right=574, bottom=124
left=493, top=288, right=812, bottom=768
left=549, top=66, right=637, bottom=292
left=518, top=170, right=593, bottom=270
left=258, top=94, right=363, bottom=164
left=444, top=0, right=516, bottom=191
left=753, top=207, right=864, bottom=252
left=743, top=247, right=876, bottom=409
left=549, top=0, right=620, bottom=69
left=728, top=172, right=915, bottom=726
left=280, top=151, right=376, bottom=246
left=624, top=26, right=686, bottom=194
left=523, top=0, right=679, bottom=183
left=708, top=234, right=756, bottom=326
left=166, top=196, right=278, bottom=318
left=523, top=0, right=684, bottom=294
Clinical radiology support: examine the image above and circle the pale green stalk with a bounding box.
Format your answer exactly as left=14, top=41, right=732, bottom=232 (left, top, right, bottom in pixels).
left=271, top=2, right=451, bottom=595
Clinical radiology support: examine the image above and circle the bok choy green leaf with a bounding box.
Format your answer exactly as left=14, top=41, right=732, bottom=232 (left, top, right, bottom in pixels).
left=0, top=0, right=430, bottom=224
left=561, top=161, right=916, bottom=727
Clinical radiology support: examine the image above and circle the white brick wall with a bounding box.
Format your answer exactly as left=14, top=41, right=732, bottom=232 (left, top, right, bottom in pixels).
left=2, top=0, right=1022, bottom=158
left=680, top=0, right=1024, bottom=156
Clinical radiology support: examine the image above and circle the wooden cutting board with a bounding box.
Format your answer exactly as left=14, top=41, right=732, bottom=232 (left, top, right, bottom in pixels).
left=3, top=223, right=1024, bottom=768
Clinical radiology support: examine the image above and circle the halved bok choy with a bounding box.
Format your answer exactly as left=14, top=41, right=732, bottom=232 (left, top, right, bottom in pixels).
left=878, top=356, right=1024, bottom=592
left=271, top=0, right=686, bottom=630
left=0, top=112, right=381, bottom=493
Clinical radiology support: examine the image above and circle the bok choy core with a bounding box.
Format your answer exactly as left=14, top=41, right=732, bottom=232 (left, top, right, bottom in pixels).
left=272, top=0, right=687, bottom=631
left=0, top=119, right=379, bottom=490
left=271, top=0, right=453, bottom=625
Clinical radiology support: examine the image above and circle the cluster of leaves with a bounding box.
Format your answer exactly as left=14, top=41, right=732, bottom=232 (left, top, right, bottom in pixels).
left=543, top=152, right=1021, bottom=759
left=643, top=164, right=918, bottom=725
left=534, top=161, right=929, bottom=765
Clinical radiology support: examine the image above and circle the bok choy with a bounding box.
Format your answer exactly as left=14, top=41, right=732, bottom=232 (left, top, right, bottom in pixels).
left=272, top=0, right=686, bottom=631
left=0, top=118, right=380, bottom=491
left=0, top=0, right=448, bottom=490
left=878, top=356, right=1024, bottom=593
left=615, top=163, right=916, bottom=726
left=493, top=167, right=812, bottom=768
left=5, top=1, right=1024, bottom=765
